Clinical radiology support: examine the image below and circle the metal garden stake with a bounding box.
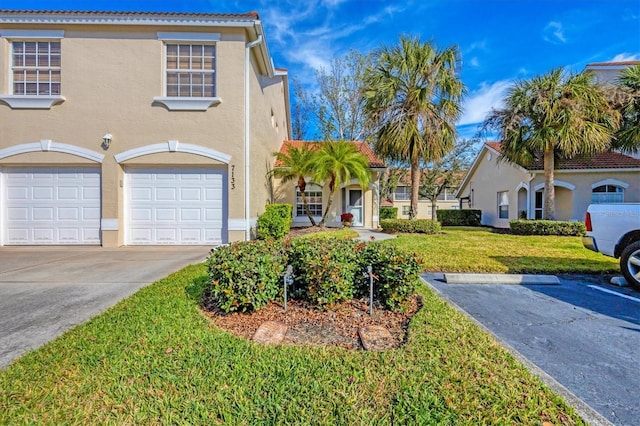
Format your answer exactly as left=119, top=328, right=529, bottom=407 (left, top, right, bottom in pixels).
left=367, top=265, right=374, bottom=316
left=283, top=265, right=294, bottom=311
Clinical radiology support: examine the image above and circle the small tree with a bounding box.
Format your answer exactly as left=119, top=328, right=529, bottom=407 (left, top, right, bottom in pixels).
left=312, top=142, right=371, bottom=226
left=419, top=138, right=476, bottom=219
left=271, top=144, right=319, bottom=226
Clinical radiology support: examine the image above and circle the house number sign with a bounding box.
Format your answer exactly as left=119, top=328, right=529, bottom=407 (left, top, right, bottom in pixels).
left=230, top=165, right=236, bottom=190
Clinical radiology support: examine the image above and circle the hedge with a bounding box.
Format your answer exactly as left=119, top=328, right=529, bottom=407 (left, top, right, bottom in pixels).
left=437, top=209, right=481, bottom=226
left=380, top=219, right=441, bottom=234
left=205, top=238, right=420, bottom=312
left=257, top=203, right=292, bottom=240
left=509, top=220, right=586, bottom=236
left=379, top=207, right=398, bottom=220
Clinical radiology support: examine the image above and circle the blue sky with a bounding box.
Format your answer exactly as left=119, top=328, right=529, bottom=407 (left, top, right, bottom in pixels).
left=5, top=0, right=640, bottom=139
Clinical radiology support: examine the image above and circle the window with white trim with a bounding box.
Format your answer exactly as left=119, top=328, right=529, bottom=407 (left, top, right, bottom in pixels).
left=592, top=185, right=624, bottom=204
left=437, top=187, right=457, bottom=201
left=296, top=189, right=323, bottom=217
left=12, top=40, right=61, bottom=96
left=498, top=191, right=509, bottom=219
left=165, top=44, right=215, bottom=97
left=394, top=186, right=410, bottom=201
left=402, top=205, right=411, bottom=216
left=535, top=191, right=543, bottom=219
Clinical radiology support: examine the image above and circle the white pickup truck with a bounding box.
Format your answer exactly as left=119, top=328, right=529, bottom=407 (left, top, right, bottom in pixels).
left=583, top=203, right=640, bottom=289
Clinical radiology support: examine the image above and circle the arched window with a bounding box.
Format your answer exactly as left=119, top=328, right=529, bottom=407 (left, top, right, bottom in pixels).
left=592, top=185, right=624, bottom=204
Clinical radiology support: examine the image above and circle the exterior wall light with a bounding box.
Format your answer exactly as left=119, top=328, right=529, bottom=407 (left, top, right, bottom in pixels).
left=102, top=133, right=112, bottom=150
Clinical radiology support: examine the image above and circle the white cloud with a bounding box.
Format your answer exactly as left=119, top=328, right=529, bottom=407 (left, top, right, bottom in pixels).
left=469, top=57, right=479, bottom=67
left=543, top=21, right=567, bottom=44
left=459, top=80, right=512, bottom=126
left=610, top=53, right=640, bottom=62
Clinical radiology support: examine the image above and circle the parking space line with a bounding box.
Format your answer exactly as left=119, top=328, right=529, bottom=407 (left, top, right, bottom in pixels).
left=587, top=285, right=640, bottom=303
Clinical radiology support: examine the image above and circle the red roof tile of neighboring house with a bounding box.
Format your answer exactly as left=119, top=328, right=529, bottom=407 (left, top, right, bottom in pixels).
left=0, top=10, right=260, bottom=19
left=484, top=142, right=640, bottom=170
left=381, top=199, right=394, bottom=207
left=275, top=140, right=385, bottom=168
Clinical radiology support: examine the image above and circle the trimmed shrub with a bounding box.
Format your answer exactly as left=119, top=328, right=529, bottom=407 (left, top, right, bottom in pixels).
left=206, top=240, right=287, bottom=312
left=380, top=207, right=398, bottom=220
left=288, top=238, right=360, bottom=307
left=380, top=219, right=441, bottom=234
left=257, top=203, right=292, bottom=240
left=358, top=243, right=422, bottom=310
left=437, top=209, right=481, bottom=226
left=509, top=220, right=586, bottom=236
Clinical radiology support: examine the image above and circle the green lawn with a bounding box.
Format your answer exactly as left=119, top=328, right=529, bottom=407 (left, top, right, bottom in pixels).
left=0, top=262, right=584, bottom=425
left=386, top=226, right=619, bottom=274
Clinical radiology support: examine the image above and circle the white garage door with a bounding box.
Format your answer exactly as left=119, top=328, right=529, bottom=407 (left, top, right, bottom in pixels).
left=3, top=167, right=101, bottom=245
left=125, top=168, right=225, bottom=245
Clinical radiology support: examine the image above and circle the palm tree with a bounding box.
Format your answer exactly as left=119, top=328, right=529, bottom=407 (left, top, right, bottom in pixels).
left=271, top=144, right=318, bottom=226
left=312, top=141, right=371, bottom=226
left=484, top=67, right=619, bottom=220
left=613, top=65, right=640, bottom=154
left=363, top=36, right=464, bottom=219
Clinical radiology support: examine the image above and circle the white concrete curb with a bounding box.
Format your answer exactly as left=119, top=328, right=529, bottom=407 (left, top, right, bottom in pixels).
left=444, top=273, right=560, bottom=285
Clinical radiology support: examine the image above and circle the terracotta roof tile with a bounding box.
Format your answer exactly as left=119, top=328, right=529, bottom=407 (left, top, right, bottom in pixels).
left=275, top=140, right=385, bottom=168
left=484, top=142, right=640, bottom=170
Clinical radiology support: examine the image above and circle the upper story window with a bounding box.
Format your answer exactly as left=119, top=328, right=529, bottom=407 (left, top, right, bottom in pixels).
left=437, top=187, right=457, bottom=201
left=0, top=30, right=65, bottom=109
left=165, top=44, right=215, bottom=97
left=153, top=32, right=222, bottom=111
left=12, top=41, right=61, bottom=96
left=592, top=184, right=624, bottom=204
left=394, top=186, right=410, bottom=201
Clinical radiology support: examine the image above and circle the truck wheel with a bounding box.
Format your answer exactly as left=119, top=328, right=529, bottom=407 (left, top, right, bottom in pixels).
left=620, top=241, right=640, bottom=291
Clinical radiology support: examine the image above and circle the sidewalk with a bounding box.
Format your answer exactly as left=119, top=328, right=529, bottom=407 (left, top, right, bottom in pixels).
left=353, top=228, right=396, bottom=242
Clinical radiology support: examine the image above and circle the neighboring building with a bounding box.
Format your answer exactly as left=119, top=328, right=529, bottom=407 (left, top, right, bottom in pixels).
left=273, top=141, right=385, bottom=228
left=584, top=60, right=640, bottom=85
left=0, top=10, right=291, bottom=246
left=456, top=142, right=640, bottom=228
left=391, top=174, right=459, bottom=220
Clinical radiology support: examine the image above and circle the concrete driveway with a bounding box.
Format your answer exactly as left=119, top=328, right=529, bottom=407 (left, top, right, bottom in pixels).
left=423, top=273, right=640, bottom=426
left=0, top=246, right=209, bottom=369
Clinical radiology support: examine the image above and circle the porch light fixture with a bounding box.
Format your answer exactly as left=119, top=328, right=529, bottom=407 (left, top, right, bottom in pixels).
left=102, top=133, right=112, bottom=150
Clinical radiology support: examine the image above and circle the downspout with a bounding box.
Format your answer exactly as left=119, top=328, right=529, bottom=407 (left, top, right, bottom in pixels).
left=245, top=35, right=263, bottom=240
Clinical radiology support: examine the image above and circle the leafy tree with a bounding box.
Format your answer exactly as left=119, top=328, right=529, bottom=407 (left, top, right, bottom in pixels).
left=297, top=50, right=372, bottom=141
left=379, top=166, right=407, bottom=204
left=291, top=79, right=311, bottom=140
left=312, top=141, right=371, bottom=226
left=419, top=138, right=476, bottom=219
left=271, top=144, right=318, bottom=226
left=363, top=36, right=465, bottom=219
left=484, top=67, right=619, bottom=220
left=613, top=65, right=640, bottom=153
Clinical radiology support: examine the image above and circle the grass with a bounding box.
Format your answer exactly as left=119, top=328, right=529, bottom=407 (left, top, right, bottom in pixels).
left=0, top=263, right=584, bottom=424
left=297, top=227, right=359, bottom=239
left=386, top=226, right=619, bottom=274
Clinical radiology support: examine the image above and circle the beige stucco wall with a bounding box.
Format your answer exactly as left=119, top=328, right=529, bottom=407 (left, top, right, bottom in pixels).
left=457, top=148, right=530, bottom=228
left=392, top=199, right=459, bottom=220
left=0, top=22, right=287, bottom=246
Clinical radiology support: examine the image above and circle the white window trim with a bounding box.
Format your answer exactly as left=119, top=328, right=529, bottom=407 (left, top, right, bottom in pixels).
left=498, top=191, right=509, bottom=219
left=1, top=30, right=65, bottom=109
left=154, top=32, right=221, bottom=111
left=591, top=179, right=629, bottom=189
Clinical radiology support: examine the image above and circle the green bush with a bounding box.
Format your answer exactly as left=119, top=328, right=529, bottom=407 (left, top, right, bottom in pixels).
left=509, top=220, right=586, bottom=236
left=257, top=203, right=292, bottom=240
left=437, top=209, right=481, bottom=226
left=358, top=243, right=421, bottom=310
left=288, top=238, right=360, bottom=307
left=380, top=219, right=441, bottom=234
left=206, top=240, right=287, bottom=312
left=379, top=206, right=398, bottom=220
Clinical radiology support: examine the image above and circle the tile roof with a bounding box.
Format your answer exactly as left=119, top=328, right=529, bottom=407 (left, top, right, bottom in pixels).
left=484, top=142, right=640, bottom=170
left=0, top=10, right=260, bottom=19
left=585, top=61, right=640, bottom=67
left=275, top=140, right=385, bottom=168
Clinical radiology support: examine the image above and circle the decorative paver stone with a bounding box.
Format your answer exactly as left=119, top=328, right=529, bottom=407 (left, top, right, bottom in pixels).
left=252, top=321, right=288, bottom=344
left=358, top=325, right=395, bottom=351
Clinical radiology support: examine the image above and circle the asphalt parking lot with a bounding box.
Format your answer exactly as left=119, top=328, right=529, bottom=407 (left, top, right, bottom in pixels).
left=0, top=246, right=209, bottom=369
left=423, top=273, right=640, bottom=426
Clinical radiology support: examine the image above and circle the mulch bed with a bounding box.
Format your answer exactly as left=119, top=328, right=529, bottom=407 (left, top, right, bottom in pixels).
left=202, top=296, right=421, bottom=350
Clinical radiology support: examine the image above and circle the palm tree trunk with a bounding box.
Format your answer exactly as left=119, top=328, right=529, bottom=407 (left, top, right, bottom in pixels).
left=318, top=188, right=335, bottom=227
left=431, top=198, right=437, bottom=220
left=410, top=159, right=420, bottom=220
left=543, top=147, right=556, bottom=220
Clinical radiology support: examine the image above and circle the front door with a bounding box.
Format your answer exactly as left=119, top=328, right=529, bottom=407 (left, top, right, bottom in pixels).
left=348, top=189, right=363, bottom=226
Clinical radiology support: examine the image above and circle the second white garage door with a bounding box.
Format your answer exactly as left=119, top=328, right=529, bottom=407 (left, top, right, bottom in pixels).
left=125, top=167, right=225, bottom=245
